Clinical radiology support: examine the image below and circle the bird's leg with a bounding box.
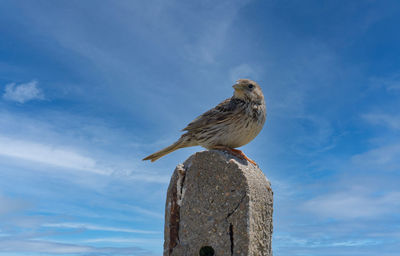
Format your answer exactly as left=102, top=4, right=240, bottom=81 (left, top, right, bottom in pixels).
left=230, top=148, right=258, bottom=166
left=211, top=146, right=257, bottom=166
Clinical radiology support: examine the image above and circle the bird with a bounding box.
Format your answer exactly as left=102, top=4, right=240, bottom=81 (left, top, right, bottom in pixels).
left=143, top=79, right=266, bottom=165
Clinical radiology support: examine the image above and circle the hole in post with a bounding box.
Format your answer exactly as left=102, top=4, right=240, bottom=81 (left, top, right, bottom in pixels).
left=199, top=246, right=215, bottom=256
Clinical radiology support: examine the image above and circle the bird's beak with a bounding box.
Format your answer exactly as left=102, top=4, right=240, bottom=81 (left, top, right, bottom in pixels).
left=233, top=83, right=242, bottom=91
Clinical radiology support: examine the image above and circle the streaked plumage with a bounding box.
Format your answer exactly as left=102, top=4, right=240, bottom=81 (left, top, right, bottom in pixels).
left=143, top=79, right=266, bottom=164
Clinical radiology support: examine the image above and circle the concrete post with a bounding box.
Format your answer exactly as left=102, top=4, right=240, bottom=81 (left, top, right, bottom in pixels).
left=163, top=150, right=273, bottom=256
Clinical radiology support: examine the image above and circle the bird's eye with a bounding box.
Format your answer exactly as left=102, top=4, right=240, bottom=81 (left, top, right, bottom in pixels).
left=248, top=84, right=254, bottom=89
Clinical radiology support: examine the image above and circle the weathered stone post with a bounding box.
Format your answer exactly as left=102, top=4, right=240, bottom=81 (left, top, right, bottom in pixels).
left=164, top=150, right=273, bottom=256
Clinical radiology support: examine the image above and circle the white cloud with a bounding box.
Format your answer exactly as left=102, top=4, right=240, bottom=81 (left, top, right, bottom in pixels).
left=0, top=110, right=171, bottom=185
left=0, top=135, right=170, bottom=184
left=0, top=136, right=110, bottom=175
left=303, top=191, right=400, bottom=219
left=84, top=237, right=162, bottom=244
left=0, top=194, right=30, bottom=215
left=43, top=222, right=160, bottom=234
left=182, top=0, right=251, bottom=64
left=274, top=234, right=380, bottom=248
left=2, top=80, right=44, bottom=103
left=127, top=205, right=164, bottom=219
left=0, top=239, right=151, bottom=255
left=0, top=240, right=92, bottom=254
left=329, top=240, right=380, bottom=247
left=370, top=73, right=400, bottom=91
left=114, top=172, right=170, bottom=184
left=351, top=143, right=400, bottom=172
left=363, top=113, right=400, bottom=130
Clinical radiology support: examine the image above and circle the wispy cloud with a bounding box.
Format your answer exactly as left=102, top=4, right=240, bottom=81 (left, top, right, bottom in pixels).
left=0, top=135, right=170, bottom=185
left=363, top=113, right=400, bottom=130
left=181, top=0, right=252, bottom=64
left=126, top=205, right=164, bottom=219
left=352, top=143, right=400, bottom=172
left=274, top=234, right=380, bottom=248
left=370, top=73, right=400, bottom=91
left=0, top=239, right=92, bottom=254
left=0, top=136, right=110, bottom=175
left=2, top=80, right=44, bottom=103
left=43, top=222, right=160, bottom=234
left=0, top=109, right=171, bottom=186
left=303, top=191, right=400, bottom=219
left=84, top=237, right=162, bottom=244
left=0, top=239, right=152, bottom=255
left=0, top=194, right=30, bottom=215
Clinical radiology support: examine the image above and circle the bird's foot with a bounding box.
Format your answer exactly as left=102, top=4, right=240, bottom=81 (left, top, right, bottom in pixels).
left=211, top=146, right=257, bottom=166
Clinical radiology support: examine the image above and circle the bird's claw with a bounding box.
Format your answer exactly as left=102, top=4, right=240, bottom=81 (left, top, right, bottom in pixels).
left=212, top=146, right=258, bottom=166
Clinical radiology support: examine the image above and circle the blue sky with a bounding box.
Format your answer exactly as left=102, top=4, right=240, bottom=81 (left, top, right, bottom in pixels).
left=0, top=0, right=400, bottom=255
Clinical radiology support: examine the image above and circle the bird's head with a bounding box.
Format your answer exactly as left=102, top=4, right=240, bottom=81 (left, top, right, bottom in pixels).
left=232, top=79, right=264, bottom=103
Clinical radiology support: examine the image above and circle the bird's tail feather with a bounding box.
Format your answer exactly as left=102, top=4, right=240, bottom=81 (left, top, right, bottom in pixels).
left=143, top=138, right=189, bottom=162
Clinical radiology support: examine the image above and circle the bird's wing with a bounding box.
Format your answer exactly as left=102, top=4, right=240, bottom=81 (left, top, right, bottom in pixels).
left=182, top=98, right=239, bottom=132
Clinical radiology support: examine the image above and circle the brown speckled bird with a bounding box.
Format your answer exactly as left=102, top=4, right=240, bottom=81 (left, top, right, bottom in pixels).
left=143, top=79, right=266, bottom=165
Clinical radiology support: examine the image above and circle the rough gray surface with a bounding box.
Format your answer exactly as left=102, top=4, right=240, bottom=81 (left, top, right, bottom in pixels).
left=164, top=150, right=273, bottom=256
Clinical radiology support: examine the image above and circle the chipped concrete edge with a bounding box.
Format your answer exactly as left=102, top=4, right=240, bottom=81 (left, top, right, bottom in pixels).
left=166, top=164, right=187, bottom=255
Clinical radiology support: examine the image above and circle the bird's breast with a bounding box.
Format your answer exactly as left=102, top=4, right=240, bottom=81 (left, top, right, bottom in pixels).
left=198, top=102, right=266, bottom=149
